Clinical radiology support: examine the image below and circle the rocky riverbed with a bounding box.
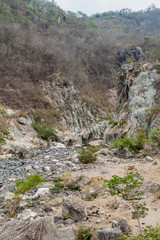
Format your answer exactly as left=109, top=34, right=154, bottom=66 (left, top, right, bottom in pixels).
left=0, top=141, right=160, bottom=240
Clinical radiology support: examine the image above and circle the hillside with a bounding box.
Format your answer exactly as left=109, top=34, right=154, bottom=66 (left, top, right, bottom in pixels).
left=0, top=2, right=160, bottom=240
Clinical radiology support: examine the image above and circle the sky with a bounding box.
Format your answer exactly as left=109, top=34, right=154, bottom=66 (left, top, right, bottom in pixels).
left=54, top=0, right=160, bottom=16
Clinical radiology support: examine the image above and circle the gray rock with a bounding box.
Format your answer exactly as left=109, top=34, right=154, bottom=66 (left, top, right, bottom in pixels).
left=17, top=209, right=37, bottom=221
left=112, top=218, right=131, bottom=234
left=104, top=129, right=121, bottom=145
left=89, top=140, right=103, bottom=147
left=98, top=228, right=121, bottom=240
left=146, top=156, right=153, bottom=162
left=97, top=148, right=110, bottom=156
left=64, top=219, right=75, bottom=225
left=116, top=147, right=133, bottom=159
left=62, top=196, right=87, bottom=221
left=18, top=117, right=27, bottom=125
left=0, top=216, right=75, bottom=240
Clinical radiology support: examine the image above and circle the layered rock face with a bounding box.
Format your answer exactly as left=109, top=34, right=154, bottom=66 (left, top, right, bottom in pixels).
left=118, top=62, right=159, bottom=135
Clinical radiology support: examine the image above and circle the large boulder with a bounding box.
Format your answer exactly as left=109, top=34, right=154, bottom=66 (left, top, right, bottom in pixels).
left=103, top=129, right=121, bottom=145
left=62, top=196, right=87, bottom=221
left=116, top=147, right=133, bottom=158
left=98, top=228, right=121, bottom=240
left=0, top=216, right=75, bottom=240
left=112, top=218, right=131, bottom=234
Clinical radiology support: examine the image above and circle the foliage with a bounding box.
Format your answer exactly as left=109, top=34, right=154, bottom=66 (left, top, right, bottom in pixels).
left=111, top=129, right=147, bottom=153
left=0, top=109, right=7, bottom=114
left=82, top=176, right=105, bottom=201
left=31, top=122, right=57, bottom=141
left=111, top=136, right=137, bottom=152
left=149, top=128, right=160, bottom=144
left=14, top=174, right=43, bottom=195
left=122, top=225, right=160, bottom=239
left=134, top=128, right=147, bottom=151
left=0, top=135, right=6, bottom=145
left=88, top=22, right=98, bottom=29
left=76, top=226, right=92, bottom=240
left=51, top=173, right=81, bottom=193
left=104, top=172, right=148, bottom=233
left=78, top=147, right=97, bottom=164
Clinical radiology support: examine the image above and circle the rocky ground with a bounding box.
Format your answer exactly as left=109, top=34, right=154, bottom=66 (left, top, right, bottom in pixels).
left=0, top=141, right=160, bottom=239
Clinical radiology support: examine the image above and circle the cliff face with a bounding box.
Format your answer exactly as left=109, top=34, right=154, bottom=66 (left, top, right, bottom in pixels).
left=104, top=47, right=160, bottom=144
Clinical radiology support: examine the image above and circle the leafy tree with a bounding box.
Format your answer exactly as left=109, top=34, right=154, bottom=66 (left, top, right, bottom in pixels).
left=104, top=172, right=148, bottom=233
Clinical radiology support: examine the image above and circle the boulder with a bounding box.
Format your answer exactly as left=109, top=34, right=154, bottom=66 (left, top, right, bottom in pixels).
left=98, top=228, right=121, bottom=240
left=112, top=218, right=131, bottom=234
left=62, top=196, right=87, bottom=221
left=116, top=147, right=133, bottom=159
left=97, top=148, right=110, bottom=156
left=103, top=129, right=121, bottom=145
left=32, top=188, right=50, bottom=199
left=89, top=140, right=103, bottom=147
left=0, top=216, right=75, bottom=240
left=17, top=209, right=37, bottom=221
left=145, top=156, right=153, bottom=162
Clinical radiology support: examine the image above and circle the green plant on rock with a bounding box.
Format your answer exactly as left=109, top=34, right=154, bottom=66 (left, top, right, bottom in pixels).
left=104, top=172, right=148, bottom=234
left=31, top=122, right=57, bottom=141
left=0, top=135, right=6, bottom=145
left=76, top=226, right=92, bottom=240
left=121, top=225, right=160, bottom=239
left=78, top=147, right=97, bottom=164
left=111, top=136, right=137, bottom=152
left=134, top=128, right=147, bottom=151
left=149, top=128, right=160, bottom=144
left=0, top=109, right=7, bottom=114
left=51, top=173, right=81, bottom=193
left=111, top=129, right=147, bottom=153
left=14, top=174, right=43, bottom=195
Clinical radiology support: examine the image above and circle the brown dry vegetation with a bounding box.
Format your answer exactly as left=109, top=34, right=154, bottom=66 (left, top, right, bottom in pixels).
left=0, top=0, right=160, bottom=112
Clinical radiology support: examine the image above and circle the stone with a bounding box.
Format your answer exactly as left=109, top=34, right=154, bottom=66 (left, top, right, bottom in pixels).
left=18, top=117, right=27, bottom=125
left=54, top=216, right=62, bottom=223
left=0, top=216, right=76, bottom=240
left=116, top=147, right=133, bottom=159
left=89, top=140, right=103, bottom=147
left=104, top=129, right=121, bottom=145
left=112, top=218, right=131, bottom=234
left=146, top=156, right=153, bottom=162
left=5, top=192, right=15, bottom=201
left=62, top=196, right=87, bottom=221
left=43, top=205, right=52, bottom=212
left=97, top=148, right=110, bottom=156
left=32, top=188, right=50, bottom=199
left=64, top=219, right=75, bottom=225
left=17, top=209, right=37, bottom=221
left=143, top=179, right=160, bottom=193
left=98, top=228, right=121, bottom=240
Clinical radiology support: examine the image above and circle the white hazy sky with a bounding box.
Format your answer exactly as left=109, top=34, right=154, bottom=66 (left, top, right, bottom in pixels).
left=55, top=0, right=160, bottom=15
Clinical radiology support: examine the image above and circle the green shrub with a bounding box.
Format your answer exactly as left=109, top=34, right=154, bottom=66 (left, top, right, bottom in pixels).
left=31, top=122, right=57, bottom=141
left=134, top=128, right=147, bottom=151
left=105, top=172, right=148, bottom=234
left=111, top=129, right=147, bottom=153
left=76, top=226, right=92, bottom=240
left=122, top=225, right=160, bottom=239
left=0, top=109, right=6, bottom=114
left=88, top=22, right=98, bottom=29
left=51, top=176, right=81, bottom=192
left=2, top=129, right=10, bottom=136
left=149, top=128, right=160, bottom=144
left=111, top=136, right=137, bottom=152
left=78, top=147, right=97, bottom=164
left=14, top=174, right=42, bottom=195
left=0, top=135, right=6, bottom=145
